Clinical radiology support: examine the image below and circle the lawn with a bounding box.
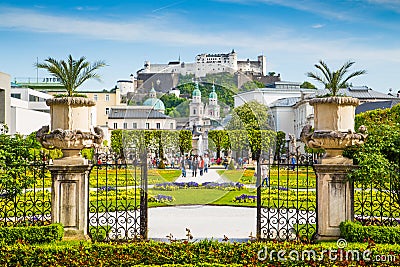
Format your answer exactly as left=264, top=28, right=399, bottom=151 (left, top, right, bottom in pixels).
left=218, top=167, right=316, bottom=189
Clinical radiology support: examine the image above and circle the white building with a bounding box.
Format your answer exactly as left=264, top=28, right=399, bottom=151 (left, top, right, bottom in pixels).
left=108, top=106, right=176, bottom=130
left=234, top=82, right=316, bottom=108
left=234, top=84, right=398, bottom=141
left=117, top=75, right=135, bottom=96
left=138, top=50, right=266, bottom=78
left=293, top=87, right=399, bottom=138
left=0, top=72, right=11, bottom=131
left=10, top=86, right=52, bottom=135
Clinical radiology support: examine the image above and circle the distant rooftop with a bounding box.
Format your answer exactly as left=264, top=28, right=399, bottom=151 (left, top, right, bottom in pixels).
left=270, top=97, right=300, bottom=107
left=109, top=107, right=171, bottom=119
left=308, top=87, right=398, bottom=100
left=356, top=100, right=400, bottom=114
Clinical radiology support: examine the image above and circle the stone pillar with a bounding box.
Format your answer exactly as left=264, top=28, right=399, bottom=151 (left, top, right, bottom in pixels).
left=49, top=164, right=92, bottom=240
left=314, top=164, right=355, bottom=240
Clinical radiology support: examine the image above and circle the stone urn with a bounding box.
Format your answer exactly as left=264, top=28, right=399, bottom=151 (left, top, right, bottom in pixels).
left=36, top=97, right=103, bottom=165
left=301, top=97, right=367, bottom=165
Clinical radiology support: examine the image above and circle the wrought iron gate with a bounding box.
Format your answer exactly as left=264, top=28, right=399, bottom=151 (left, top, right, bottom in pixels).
left=88, top=152, right=148, bottom=241
left=256, top=150, right=317, bottom=242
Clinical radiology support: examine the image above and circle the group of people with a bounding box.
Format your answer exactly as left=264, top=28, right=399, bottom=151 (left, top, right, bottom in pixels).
left=180, top=154, right=210, bottom=178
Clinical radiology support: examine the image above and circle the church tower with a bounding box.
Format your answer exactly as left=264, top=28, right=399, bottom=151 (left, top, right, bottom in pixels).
left=206, top=83, right=220, bottom=120
left=189, top=81, right=204, bottom=127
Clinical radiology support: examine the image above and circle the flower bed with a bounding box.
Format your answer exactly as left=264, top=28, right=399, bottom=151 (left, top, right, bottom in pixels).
left=149, top=194, right=174, bottom=203
left=153, top=182, right=244, bottom=191
left=234, top=194, right=257, bottom=202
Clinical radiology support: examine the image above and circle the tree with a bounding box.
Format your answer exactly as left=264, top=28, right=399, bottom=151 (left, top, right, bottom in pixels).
left=226, top=101, right=271, bottom=131
left=0, top=134, right=38, bottom=198
left=208, top=130, right=230, bottom=159
left=35, top=55, right=106, bottom=97
left=307, top=60, right=366, bottom=96
left=226, top=101, right=275, bottom=160
left=274, top=131, right=286, bottom=160
left=347, top=104, right=400, bottom=206
left=178, top=130, right=192, bottom=155
left=300, top=81, right=317, bottom=89
left=241, top=80, right=265, bottom=92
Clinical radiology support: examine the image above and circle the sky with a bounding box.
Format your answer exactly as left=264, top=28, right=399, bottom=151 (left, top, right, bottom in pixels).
left=0, top=0, right=399, bottom=93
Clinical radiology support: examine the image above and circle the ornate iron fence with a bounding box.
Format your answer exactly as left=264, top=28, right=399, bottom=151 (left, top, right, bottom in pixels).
left=0, top=155, right=51, bottom=226
left=257, top=148, right=317, bottom=242
left=88, top=151, right=148, bottom=241
left=354, top=174, right=400, bottom=226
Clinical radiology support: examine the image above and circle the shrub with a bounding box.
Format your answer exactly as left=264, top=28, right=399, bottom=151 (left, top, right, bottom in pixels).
left=158, top=160, right=166, bottom=169
left=340, top=220, right=400, bottom=244
left=0, top=223, right=63, bottom=244
left=0, top=240, right=399, bottom=266
left=228, top=159, right=235, bottom=170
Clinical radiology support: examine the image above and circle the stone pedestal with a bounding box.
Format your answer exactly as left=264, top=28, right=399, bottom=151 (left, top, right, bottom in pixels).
left=314, top=164, right=355, bottom=240
left=49, top=164, right=92, bottom=240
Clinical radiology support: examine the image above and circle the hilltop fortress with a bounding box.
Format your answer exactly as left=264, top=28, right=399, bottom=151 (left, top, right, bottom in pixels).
left=137, top=50, right=267, bottom=78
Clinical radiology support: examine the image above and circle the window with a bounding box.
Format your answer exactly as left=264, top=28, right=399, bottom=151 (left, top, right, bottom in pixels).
left=113, top=123, right=118, bottom=129
left=170, top=123, right=174, bottom=129
left=94, top=94, right=98, bottom=101
left=132, top=122, right=137, bottom=129
left=123, top=122, right=127, bottom=129
left=11, top=93, right=21, bottom=99
left=105, top=108, right=110, bottom=115
left=156, top=123, right=161, bottom=129
left=193, top=109, right=196, bottom=115
left=145, top=123, right=150, bottom=129
left=105, top=94, right=110, bottom=101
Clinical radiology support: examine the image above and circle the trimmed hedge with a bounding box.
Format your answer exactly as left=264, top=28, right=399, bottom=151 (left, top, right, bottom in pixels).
left=0, top=223, right=63, bottom=244
left=0, top=240, right=399, bottom=266
left=340, top=220, right=400, bottom=244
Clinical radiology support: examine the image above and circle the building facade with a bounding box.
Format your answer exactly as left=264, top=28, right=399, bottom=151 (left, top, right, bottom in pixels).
left=137, top=50, right=266, bottom=79
left=10, top=86, right=51, bottom=135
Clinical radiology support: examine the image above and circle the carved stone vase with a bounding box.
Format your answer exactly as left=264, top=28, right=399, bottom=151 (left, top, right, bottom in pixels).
left=36, top=97, right=103, bottom=165
left=301, top=97, right=366, bottom=165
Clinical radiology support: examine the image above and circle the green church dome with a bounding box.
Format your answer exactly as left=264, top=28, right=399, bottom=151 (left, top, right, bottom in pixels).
left=143, top=98, right=165, bottom=111
left=193, top=88, right=201, bottom=97
left=209, top=88, right=217, bottom=99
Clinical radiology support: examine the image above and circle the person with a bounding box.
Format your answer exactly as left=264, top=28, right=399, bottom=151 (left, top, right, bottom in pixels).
left=290, top=155, right=296, bottom=171
left=180, top=156, right=186, bottom=177
left=223, top=157, right=228, bottom=169
left=203, top=154, right=209, bottom=173
left=261, top=163, right=269, bottom=187
left=192, top=155, right=199, bottom=177
left=199, top=156, right=204, bottom=176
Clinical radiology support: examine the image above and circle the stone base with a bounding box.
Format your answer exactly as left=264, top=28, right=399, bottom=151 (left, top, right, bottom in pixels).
left=49, top=164, right=92, bottom=241
left=63, top=230, right=91, bottom=241
left=321, top=156, right=353, bottom=165
left=314, top=164, right=356, bottom=240
left=53, top=157, right=88, bottom=166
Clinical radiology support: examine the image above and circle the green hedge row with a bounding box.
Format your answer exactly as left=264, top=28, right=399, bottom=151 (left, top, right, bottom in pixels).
left=0, top=223, right=63, bottom=245
left=1, top=240, right=399, bottom=266
left=340, top=220, right=400, bottom=244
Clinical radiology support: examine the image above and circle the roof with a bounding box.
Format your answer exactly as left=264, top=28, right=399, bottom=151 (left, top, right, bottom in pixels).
left=309, top=87, right=397, bottom=100
left=270, top=97, right=300, bottom=107
left=109, top=108, right=171, bottom=119
left=356, top=100, right=400, bottom=114
left=143, top=98, right=165, bottom=110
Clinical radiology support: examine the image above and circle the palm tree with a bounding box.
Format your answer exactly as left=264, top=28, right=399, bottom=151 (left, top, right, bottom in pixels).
left=36, top=55, right=106, bottom=97
left=307, top=60, right=366, bottom=96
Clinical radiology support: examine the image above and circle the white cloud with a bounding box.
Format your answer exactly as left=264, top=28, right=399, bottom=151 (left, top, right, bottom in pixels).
left=0, top=6, right=399, bottom=91
left=312, top=24, right=325, bottom=29
left=367, top=0, right=400, bottom=12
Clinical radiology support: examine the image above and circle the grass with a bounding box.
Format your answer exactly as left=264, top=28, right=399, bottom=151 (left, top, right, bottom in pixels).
left=218, top=167, right=317, bottom=189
